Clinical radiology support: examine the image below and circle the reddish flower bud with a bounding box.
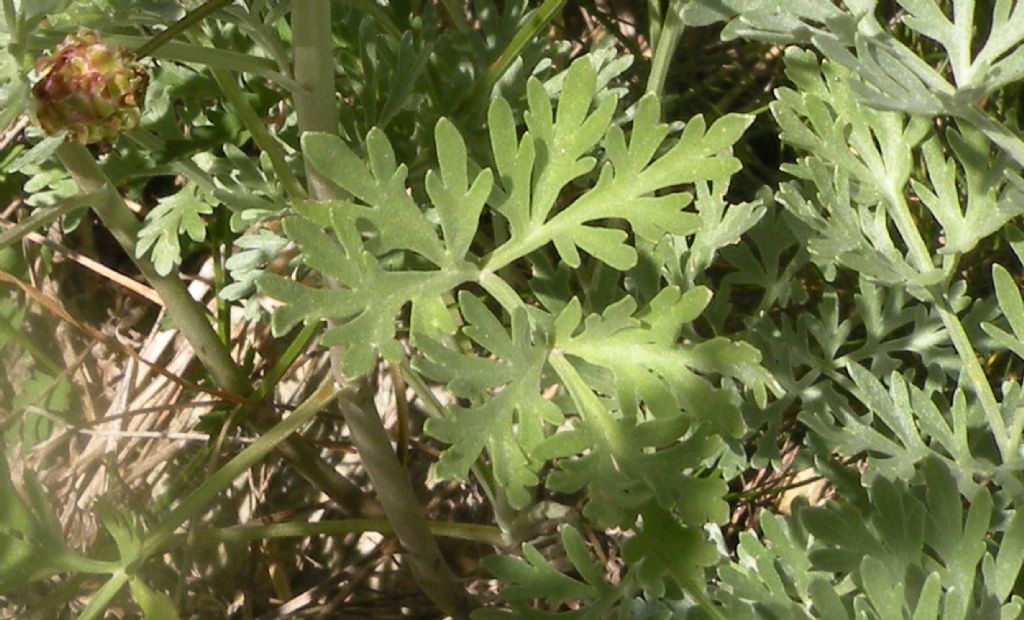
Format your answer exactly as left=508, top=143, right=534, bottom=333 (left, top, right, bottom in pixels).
left=32, top=28, right=148, bottom=144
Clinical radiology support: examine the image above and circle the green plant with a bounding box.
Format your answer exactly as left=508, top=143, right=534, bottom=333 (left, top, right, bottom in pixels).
left=2, top=1, right=1024, bottom=618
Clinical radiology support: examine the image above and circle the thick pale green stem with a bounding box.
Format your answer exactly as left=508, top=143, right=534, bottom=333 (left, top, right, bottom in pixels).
left=291, top=0, right=338, bottom=199
left=291, top=1, right=470, bottom=615
left=329, top=374, right=470, bottom=617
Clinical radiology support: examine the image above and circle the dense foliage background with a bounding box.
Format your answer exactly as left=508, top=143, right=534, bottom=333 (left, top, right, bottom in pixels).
left=3, top=1, right=1024, bottom=618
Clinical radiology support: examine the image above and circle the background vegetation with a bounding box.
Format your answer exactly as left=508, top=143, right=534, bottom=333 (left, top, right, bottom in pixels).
left=2, top=1, right=1024, bottom=618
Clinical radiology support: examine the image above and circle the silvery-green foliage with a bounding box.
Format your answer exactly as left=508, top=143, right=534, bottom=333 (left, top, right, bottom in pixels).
left=214, top=3, right=630, bottom=315
left=767, top=47, right=1024, bottom=465
left=136, top=183, right=214, bottom=276
left=680, top=2, right=1024, bottom=615
left=8, top=0, right=1024, bottom=616
left=260, top=53, right=769, bottom=614
left=714, top=459, right=1024, bottom=620
left=684, top=0, right=1024, bottom=167
left=220, top=229, right=288, bottom=318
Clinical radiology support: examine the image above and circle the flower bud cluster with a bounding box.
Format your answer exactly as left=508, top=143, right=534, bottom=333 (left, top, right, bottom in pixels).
left=32, top=28, right=148, bottom=144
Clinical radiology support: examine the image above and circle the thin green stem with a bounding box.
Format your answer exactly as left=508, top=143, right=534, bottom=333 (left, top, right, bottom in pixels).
left=0, top=191, right=96, bottom=249
left=883, top=191, right=934, bottom=275
left=647, top=0, right=664, bottom=49
left=886, top=191, right=1010, bottom=461
left=111, top=35, right=300, bottom=91
left=53, top=550, right=121, bottom=576
left=126, top=129, right=217, bottom=192
left=137, top=381, right=340, bottom=560
left=548, top=351, right=627, bottom=455
left=725, top=474, right=826, bottom=502
left=254, top=322, right=319, bottom=400
left=1008, top=408, right=1024, bottom=461
left=481, top=232, right=537, bottom=274
left=210, top=216, right=231, bottom=345
left=438, top=0, right=470, bottom=32
left=165, top=517, right=503, bottom=548
left=76, top=571, right=130, bottom=620
left=646, top=0, right=685, bottom=100
left=398, top=359, right=447, bottom=420
left=456, top=0, right=566, bottom=117
left=134, top=0, right=233, bottom=59
left=210, top=67, right=307, bottom=200
left=479, top=269, right=528, bottom=314
left=222, top=6, right=292, bottom=75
